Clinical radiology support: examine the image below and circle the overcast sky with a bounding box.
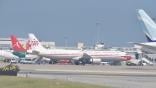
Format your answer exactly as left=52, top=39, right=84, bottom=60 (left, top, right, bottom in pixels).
left=0, top=0, right=156, bottom=47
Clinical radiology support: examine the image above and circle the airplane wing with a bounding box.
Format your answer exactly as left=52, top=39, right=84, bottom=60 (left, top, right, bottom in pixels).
left=72, top=53, right=91, bottom=60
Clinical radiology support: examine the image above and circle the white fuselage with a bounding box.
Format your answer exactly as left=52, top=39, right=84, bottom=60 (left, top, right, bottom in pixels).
left=136, top=42, right=156, bottom=54
left=39, top=49, right=83, bottom=59
left=36, top=48, right=130, bottom=61
left=142, top=42, right=156, bottom=46
left=83, top=50, right=129, bottom=61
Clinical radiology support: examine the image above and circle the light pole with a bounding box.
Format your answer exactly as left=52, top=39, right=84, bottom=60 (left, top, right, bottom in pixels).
left=96, top=22, right=101, bottom=44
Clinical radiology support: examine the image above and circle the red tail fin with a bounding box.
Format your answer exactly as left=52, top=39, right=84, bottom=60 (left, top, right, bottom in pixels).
left=10, top=35, right=26, bottom=51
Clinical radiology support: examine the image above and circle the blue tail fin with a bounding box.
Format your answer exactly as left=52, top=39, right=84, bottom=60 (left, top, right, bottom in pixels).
left=137, top=9, right=156, bottom=42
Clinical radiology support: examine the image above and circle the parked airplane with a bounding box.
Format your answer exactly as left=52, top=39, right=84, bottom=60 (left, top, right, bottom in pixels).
left=27, top=33, right=131, bottom=64
left=134, top=9, right=156, bottom=53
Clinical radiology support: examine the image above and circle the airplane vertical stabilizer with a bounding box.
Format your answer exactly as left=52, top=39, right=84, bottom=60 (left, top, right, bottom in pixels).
left=28, top=33, right=46, bottom=51
left=10, top=35, right=26, bottom=51
left=138, top=9, right=156, bottom=42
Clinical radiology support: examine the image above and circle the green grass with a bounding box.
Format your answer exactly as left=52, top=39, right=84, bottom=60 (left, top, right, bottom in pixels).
left=0, top=76, right=111, bottom=88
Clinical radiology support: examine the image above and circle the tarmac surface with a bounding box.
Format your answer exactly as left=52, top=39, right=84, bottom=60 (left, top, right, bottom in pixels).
left=16, top=64, right=156, bottom=88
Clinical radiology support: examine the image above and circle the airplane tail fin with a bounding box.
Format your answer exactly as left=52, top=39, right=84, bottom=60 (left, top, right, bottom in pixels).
left=28, top=33, right=45, bottom=51
left=10, top=35, right=26, bottom=51
left=137, top=9, right=156, bottom=42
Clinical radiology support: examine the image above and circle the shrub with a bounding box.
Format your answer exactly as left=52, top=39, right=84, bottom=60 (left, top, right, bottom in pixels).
left=0, top=64, right=20, bottom=76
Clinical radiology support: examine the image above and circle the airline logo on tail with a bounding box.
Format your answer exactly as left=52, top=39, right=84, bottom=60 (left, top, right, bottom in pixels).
left=28, top=33, right=40, bottom=47
left=26, top=39, right=39, bottom=50
left=28, top=33, right=45, bottom=51
left=10, top=35, right=26, bottom=51
left=137, top=9, right=156, bottom=42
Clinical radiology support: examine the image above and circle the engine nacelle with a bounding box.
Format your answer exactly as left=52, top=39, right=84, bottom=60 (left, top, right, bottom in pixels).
left=90, top=58, right=101, bottom=64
